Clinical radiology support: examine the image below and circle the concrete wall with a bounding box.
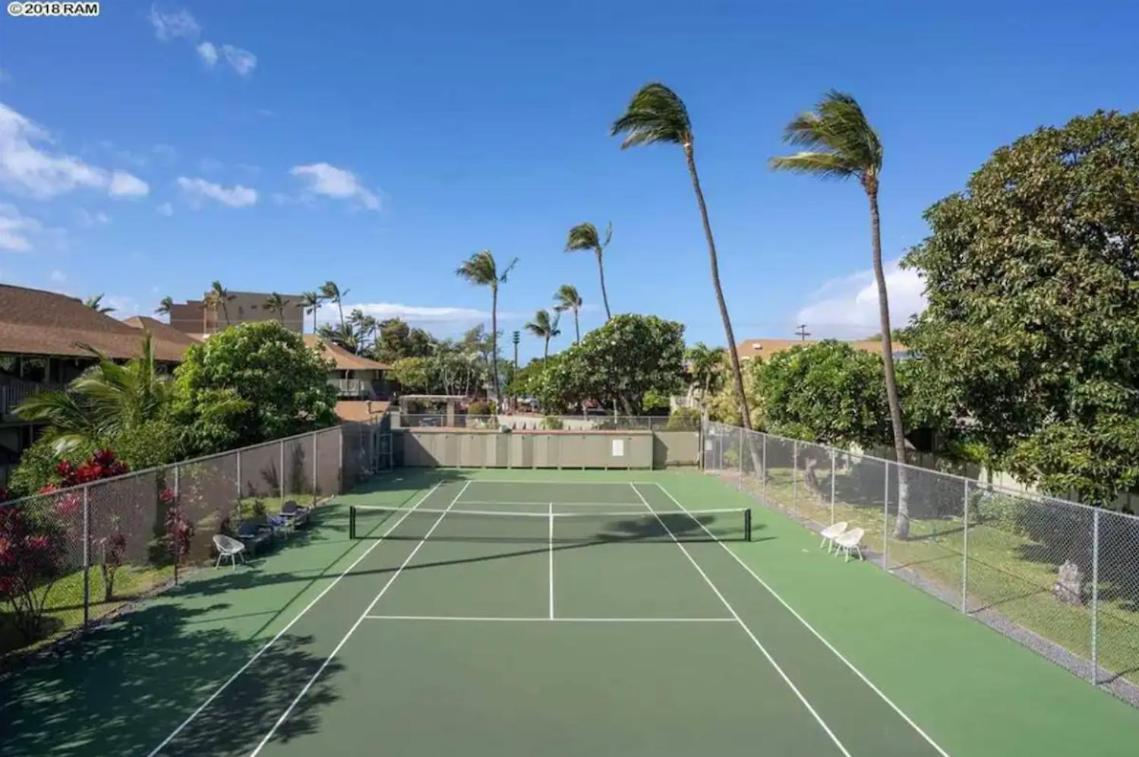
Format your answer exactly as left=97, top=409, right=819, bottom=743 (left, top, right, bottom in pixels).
left=399, top=430, right=653, bottom=469
left=653, top=431, right=700, bottom=467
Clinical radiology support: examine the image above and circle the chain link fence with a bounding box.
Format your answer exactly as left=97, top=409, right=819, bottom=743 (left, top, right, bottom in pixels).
left=704, top=420, right=1139, bottom=702
left=0, top=425, right=367, bottom=653
left=395, top=413, right=696, bottom=431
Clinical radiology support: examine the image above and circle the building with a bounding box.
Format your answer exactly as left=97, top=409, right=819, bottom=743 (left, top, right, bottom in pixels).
left=168, top=291, right=305, bottom=338
left=734, top=337, right=908, bottom=363
left=304, top=335, right=391, bottom=423
left=0, top=285, right=193, bottom=484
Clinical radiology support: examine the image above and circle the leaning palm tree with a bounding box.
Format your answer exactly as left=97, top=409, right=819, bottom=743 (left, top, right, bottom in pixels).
left=525, top=309, right=561, bottom=360
left=347, top=309, right=378, bottom=354
left=770, top=90, right=910, bottom=537
left=566, top=222, right=613, bottom=321
left=320, top=281, right=349, bottom=331
left=553, top=284, right=583, bottom=343
left=300, top=290, right=323, bottom=333
left=208, top=281, right=234, bottom=325
left=611, top=82, right=754, bottom=436
left=155, top=296, right=174, bottom=319
left=456, top=250, right=518, bottom=406
left=84, top=294, right=114, bottom=314
left=262, top=292, right=291, bottom=323
left=317, top=321, right=359, bottom=354
left=17, top=333, right=174, bottom=454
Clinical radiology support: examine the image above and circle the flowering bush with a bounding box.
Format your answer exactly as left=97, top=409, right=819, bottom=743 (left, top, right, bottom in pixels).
left=49, top=450, right=129, bottom=490
left=164, top=489, right=193, bottom=583
left=0, top=504, right=66, bottom=640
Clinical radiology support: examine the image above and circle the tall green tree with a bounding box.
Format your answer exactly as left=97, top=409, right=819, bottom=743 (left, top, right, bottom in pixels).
left=904, top=110, right=1139, bottom=506
left=456, top=250, right=518, bottom=405
left=84, top=294, right=114, bottom=314
left=684, top=342, right=725, bottom=413
left=155, top=296, right=174, bottom=318
left=565, top=222, right=613, bottom=321
left=611, top=83, right=754, bottom=436
left=525, top=309, right=561, bottom=360
left=300, top=290, right=324, bottom=333
left=771, top=91, right=911, bottom=537
left=320, top=280, right=349, bottom=330
left=554, top=284, right=583, bottom=343
left=208, top=281, right=234, bottom=325
left=262, top=292, right=291, bottom=323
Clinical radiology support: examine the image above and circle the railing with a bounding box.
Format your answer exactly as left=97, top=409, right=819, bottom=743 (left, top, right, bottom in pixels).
left=704, top=420, right=1139, bottom=704
left=0, top=379, right=65, bottom=416
left=395, top=414, right=697, bottom=431
left=327, top=378, right=374, bottom=398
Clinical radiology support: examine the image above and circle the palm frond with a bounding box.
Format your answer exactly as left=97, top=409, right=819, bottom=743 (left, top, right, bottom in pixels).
left=769, top=152, right=857, bottom=179
left=771, top=90, right=882, bottom=180
left=566, top=223, right=600, bottom=252
left=610, top=82, right=692, bottom=149
left=554, top=284, right=582, bottom=311
left=456, top=250, right=499, bottom=286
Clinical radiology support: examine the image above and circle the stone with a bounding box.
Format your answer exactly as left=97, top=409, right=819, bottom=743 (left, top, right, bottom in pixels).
left=1052, top=559, right=1086, bottom=605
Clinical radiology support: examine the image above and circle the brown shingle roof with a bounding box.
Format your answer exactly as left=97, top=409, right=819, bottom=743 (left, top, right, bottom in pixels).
left=122, top=316, right=201, bottom=348
left=303, top=335, right=389, bottom=371
left=0, top=284, right=190, bottom=362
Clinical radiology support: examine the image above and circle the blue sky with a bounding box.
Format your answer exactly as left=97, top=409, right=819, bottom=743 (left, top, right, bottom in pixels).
left=1, top=1, right=1137, bottom=360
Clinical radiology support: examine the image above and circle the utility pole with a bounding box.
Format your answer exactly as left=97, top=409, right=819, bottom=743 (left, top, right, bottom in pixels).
left=795, top=323, right=811, bottom=342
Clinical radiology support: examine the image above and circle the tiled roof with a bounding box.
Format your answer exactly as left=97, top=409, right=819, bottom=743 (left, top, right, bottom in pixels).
left=303, top=335, right=390, bottom=371
left=0, top=284, right=190, bottom=362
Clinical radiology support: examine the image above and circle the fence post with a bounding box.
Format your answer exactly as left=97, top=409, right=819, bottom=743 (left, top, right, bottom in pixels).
left=235, top=448, right=242, bottom=517
left=338, top=426, right=344, bottom=494
left=961, top=479, right=970, bottom=614
left=279, top=440, right=286, bottom=501
left=1091, top=507, right=1100, bottom=685
left=761, top=434, right=767, bottom=502
left=737, top=427, right=743, bottom=490
left=312, top=431, right=319, bottom=505
left=829, top=448, right=836, bottom=525
left=883, top=462, right=890, bottom=568
left=82, top=484, right=90, bottom=629
left=792, top=440, right=798, bottom=506
left=172, top=465, right=180, bottom=586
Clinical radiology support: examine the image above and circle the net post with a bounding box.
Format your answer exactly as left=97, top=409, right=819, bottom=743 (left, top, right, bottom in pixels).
left=1091, top=507, right=1100, bottom=684
left=737, top=427, right=743, bottom=490
left=349, top=505, right=356, bottom=540
left=745, top=508, right=752, bottom=542
left=82, top=484, right=90, bottom=630
left=883, top=461, right=890, bottom=568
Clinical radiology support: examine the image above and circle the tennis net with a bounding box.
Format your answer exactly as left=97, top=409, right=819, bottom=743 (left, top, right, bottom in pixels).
left=349, top=505, right=752, bottom=543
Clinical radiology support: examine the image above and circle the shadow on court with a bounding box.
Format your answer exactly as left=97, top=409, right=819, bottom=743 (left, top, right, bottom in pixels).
left=0, top=598, right=344, bottom=757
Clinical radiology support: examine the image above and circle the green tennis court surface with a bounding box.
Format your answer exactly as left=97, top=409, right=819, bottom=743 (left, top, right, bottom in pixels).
left=4, top=470, right=1139, bottom=756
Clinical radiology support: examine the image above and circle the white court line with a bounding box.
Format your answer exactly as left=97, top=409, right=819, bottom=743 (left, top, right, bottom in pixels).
left=249, top=481, right=472, bottom=757
left=630, top=483, right=851, bottom=757
left=361, top=615, right=737, bottom=623
left=648, top=482, right=950, bottom=757
left=146, top=483, right=444, bottom=757
left=548, top=501, right=555, bottom=619
left=456, top=500, right=644, bottom=507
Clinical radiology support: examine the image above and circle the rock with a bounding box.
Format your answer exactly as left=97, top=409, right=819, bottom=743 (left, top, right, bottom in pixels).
left=1052, top=560, right=1086, bottom=605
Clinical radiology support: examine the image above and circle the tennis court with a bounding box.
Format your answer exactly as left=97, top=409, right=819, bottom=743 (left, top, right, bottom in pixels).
left=146, top=477, right=945, bottom=756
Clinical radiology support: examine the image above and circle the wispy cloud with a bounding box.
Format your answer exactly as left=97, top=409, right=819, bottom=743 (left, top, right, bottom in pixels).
left=794, top=259, right=926, bottom=339
left=290, top=163, right=380, bottom=210
left=0, top=102, right=150, bottom=199
left=176, top=176, right=258, bottom=208
left=77, top=208, right=111, bottom=227
left=149, top=5, right=257, bottom=76
left=156, top=201, right=174, bottom=216
left=0, top=203, right=40, bottom=252
left=318, top=302, right=496, bottom=334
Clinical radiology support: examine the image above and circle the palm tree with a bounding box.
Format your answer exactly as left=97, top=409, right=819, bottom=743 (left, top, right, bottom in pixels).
left=770, top=90, right=910, bottom=537
left=208, top=281, right=234, bottom=325
left=155, top=296, right=174, bottom=319
left=456, top=250, right=518, bottom=406
left=611, top=82, right=754, bottom=435
left=566, top=222, right=613, bottom=321
left=553, top=284, right=583, bottom=343
left=262, top=292, right=291, bottom=323
left=685, top=342, right=724, bottom=412
left=525, top=309, right=561, bottom=360
left=317, top=322, right=359, bottom=354
left=300, top=290, right=323, bottom=333
left=84, top=294, right=114, bottom=314
left=320, top=281, right=349, bottom=331
left=16, top=333, right=174, bottom=454
left=347, top=308, right=378, bottom=354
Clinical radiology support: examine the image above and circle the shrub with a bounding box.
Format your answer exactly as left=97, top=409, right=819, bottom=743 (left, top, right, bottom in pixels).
left=665, top=408, right=701, bottom=431
left=0, top=502, right=66, bottom=640
left=541, top=416, right=564, bottom=430
left=467, top=400, right=493, bottom=416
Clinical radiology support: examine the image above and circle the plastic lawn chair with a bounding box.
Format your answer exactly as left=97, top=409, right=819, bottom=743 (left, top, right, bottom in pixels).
left=834, top=527, right=865, bottom=562
left=819, top=521, right=849, bottom=553
left=213, top=534, right=246, bottom=569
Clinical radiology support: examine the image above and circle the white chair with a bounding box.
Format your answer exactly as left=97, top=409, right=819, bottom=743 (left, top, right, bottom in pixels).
left=819, top=521, right=849, bottom=552
left=213, top=534, right=246, bottom=569
left=833, top=527, right=865, bottom=562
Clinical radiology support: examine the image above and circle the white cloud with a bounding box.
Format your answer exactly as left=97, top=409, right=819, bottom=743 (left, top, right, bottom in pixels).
left=0, top=203, right=39, bottom=252
left=176, top=176, right=258, bottom=208
left=318, top=302, right=493, bottom=333
left=290, top=163, right=380, bottom=210
left=221, top=45, right=257, bottom=76
left=147, top=5, right=200, bottom=41
left=794, top=260, right=927, bottom=339
left=49, top=269, right=66, bottom=283
left=156, top=201, right=174, bottom=216
left=196, top=41, right=218, bottom=66
left=0, top=102, right=149, bottom=199
left=77, top=208, right=110, bottom=227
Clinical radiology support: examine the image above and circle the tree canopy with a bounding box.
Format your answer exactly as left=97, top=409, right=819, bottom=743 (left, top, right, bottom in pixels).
left=903, top=109, right=1139, bottom=504
left=172, top=321, right=337, bottom=453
